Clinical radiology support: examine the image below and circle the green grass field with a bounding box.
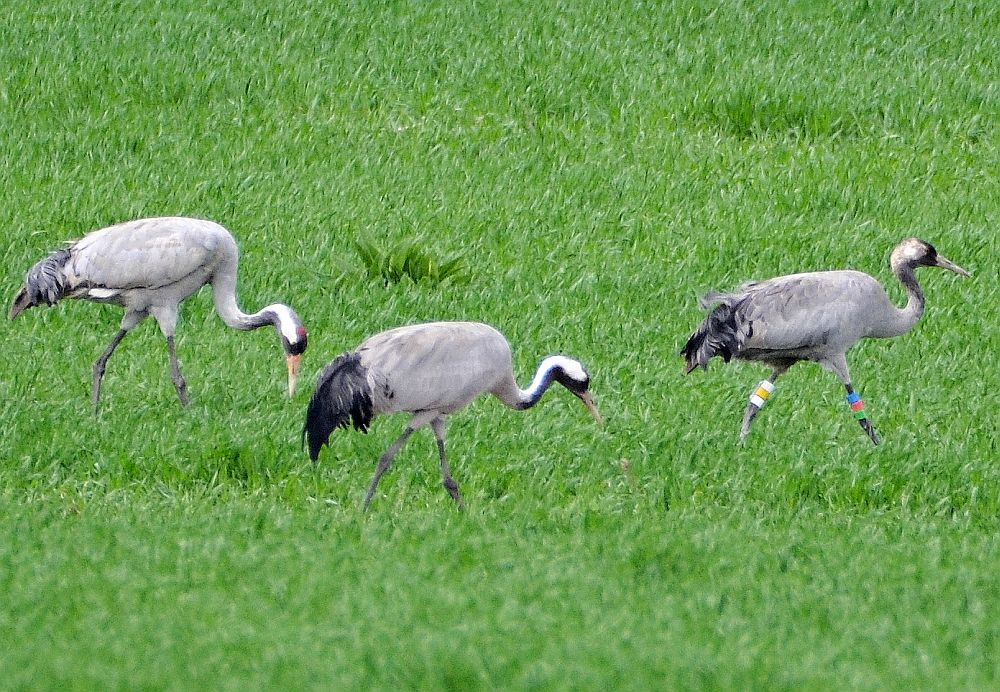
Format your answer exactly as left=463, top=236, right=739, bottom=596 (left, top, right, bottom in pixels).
left=2, top=0, right=999, bottom=687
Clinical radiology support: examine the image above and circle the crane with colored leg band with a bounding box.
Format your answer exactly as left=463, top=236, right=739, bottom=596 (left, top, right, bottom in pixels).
left=846, top=387, right=879, bottom=444
left=741, top=379, right=775, bottom=439
left=682, top=238, right=969, bottom=445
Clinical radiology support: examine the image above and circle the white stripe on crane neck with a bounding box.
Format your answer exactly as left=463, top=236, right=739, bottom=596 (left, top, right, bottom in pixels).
left=265, top=304, right=302, bottom=343
left=525, top=355, right=586, bottom=395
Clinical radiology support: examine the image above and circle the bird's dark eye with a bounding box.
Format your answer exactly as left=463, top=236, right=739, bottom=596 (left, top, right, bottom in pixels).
left=917, top=242, right=939, bottom=266
left=287, top=334, right=307, bottom=356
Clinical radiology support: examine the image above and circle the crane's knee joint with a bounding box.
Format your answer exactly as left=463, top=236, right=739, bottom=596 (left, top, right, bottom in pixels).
left=748, top=380, right=775, bottom=409
left=443, top=478, right=459, bottom=492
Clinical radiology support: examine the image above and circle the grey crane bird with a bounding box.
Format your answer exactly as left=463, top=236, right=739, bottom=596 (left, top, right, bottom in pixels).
left=303, top=321, right=604, bottom=510
left=681, top=238, right=969, bottom=444
left=10, top=217, right=308, bottom=412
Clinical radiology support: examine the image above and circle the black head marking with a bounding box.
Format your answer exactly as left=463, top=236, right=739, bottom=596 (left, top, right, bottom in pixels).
left=553, top=364, right=591, bottom=394
left=284, top=329, right=308, bottom=356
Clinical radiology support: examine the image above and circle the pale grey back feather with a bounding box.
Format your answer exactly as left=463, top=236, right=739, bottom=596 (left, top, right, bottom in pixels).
left=733, top=271, right=895, bottom=352
left=357, top=321, right=514, bottom=415
left=66, top=217, right=231, bottom=297
left=685, top=269, right=901, bottom=370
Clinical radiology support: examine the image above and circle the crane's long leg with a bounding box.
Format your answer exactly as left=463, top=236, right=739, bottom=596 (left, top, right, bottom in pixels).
left=92, top=329, right=130, bottom=415
left=166, top=336, right=190, bottom=406
left=822, top=354, right=880, bottom=446
left=93, top=310, right=149, bottom=414
left=151, top=307, right=190, bottom=407
left=363, top=427, right=415, bottom=511
left=431, top=418, right=464, bottom=510
left=740, top=361, right=793, bottom=440
left=844, top=384, right=880, bottom=446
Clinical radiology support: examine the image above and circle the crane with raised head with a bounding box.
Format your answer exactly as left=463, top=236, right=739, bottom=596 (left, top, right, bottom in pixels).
left=10, top=216, right=308, bottom=412
left=303, top=321, right=603, bottom=510
left=681, top=238, right=969, bottom=444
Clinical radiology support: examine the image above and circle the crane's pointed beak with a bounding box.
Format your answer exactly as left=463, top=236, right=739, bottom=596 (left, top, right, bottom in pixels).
left=935, top=254, right=971, bottom=277
left=577, top=391, right=604, bottom=425
left=286, top=354, right=302, bottom=396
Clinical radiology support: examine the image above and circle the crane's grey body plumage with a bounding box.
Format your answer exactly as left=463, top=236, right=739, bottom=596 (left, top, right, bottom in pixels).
left=688, top=271, right=896, bottom=370
left=681, top=239, right=969, bottom=444
left=358, top=322, right=519, bottom=417
left=10, top=217, right=308, bottom=411
left=304, top=321, right=603, bottom=510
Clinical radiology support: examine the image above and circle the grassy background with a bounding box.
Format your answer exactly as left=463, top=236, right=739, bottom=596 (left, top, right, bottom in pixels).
left=2, top=0, right=999, bottom=687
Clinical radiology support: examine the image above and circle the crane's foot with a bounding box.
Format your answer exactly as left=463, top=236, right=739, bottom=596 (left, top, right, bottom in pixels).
left=846, top=390, right=880, bottom=446
left=166, top=335, right=190, bottom=406
left=174, top=379, right=190, bottom=406
left=740, top=380, right=775, bottom=442
left=362, top=470, right=387, bottom=511
left=859, top=418, right=881, bottom=446
left=91, top=328, right=130, bottom=416
left=740, top=404, right=761, bottom=441
left=91, top=378, right=104, bottom=416
left=363, top=464, right=390, bottom=512
left=92, top=370, right=111, bottom=415
left=443, top=477, right=465, bottom=510
left=363, top=428, right=414, bottom=511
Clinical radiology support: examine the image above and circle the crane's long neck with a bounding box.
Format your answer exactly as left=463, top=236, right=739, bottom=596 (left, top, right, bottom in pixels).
left=211, top=272, right=276, bottom=331
left=506, top=356, right=575, bottom=410
left=885, top=261, right=926, bottom=337
left=210, top=270, right=306, bottom=364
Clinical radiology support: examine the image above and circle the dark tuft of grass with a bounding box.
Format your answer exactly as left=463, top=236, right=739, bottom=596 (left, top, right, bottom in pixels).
left=684, top=90, right=861, bottom=140
left=353, top=235, right=468, bottom=286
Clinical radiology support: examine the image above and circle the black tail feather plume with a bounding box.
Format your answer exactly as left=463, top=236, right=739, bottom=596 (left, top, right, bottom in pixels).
left=10, top=248, right=72, bottom=319
left=302, top=352, right=374, bottom=462
left=9, top=287, right=31, bottom=320
left=681, top=292, right=753, bottom=373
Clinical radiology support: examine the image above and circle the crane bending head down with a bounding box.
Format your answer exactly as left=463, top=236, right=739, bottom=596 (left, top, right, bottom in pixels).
left=303, top=321, right=603, bottom=510
left=263, top=303, right=309, bottom=396
left=10, top=217, right=309, bottom=410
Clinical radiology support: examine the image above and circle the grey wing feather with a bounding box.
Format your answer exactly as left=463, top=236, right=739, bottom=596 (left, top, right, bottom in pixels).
left=24, top=248, right=73, bottom=306
left=67, top=217, right=227, bottom=293
left=682, top=270, right=887, bottom=369
left=359, top=322, right=511, bottom=414
left=737, top=271, right=885, bottom=351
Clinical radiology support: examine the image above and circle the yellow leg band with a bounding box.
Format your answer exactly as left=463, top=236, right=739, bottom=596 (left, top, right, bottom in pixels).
left=749, top=380, right=775, bottom=409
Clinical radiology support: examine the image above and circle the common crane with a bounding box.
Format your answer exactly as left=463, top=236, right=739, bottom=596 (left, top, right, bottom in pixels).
left=303, top=321, right=603, bottom=510
left=681, top=238, right=969, bottom=444
left=10, top=217, right=308, bottom=412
